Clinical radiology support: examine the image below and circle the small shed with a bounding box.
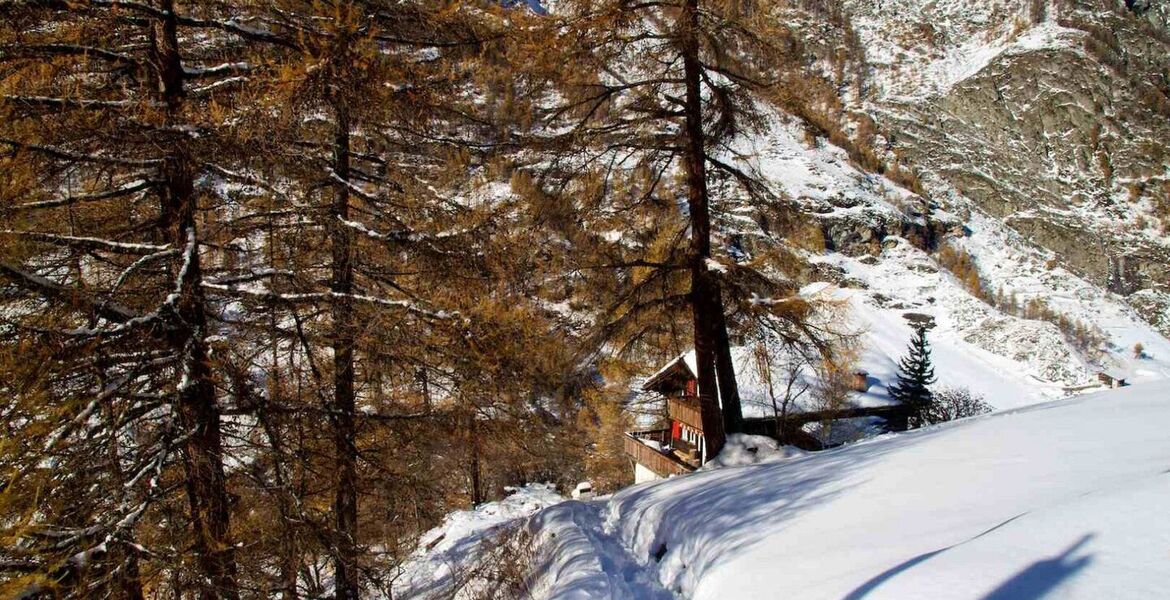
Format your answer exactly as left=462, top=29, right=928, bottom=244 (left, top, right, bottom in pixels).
left=852, top=371, right=870, bottom=393
left=1097, top=371, right=1128, bottom=389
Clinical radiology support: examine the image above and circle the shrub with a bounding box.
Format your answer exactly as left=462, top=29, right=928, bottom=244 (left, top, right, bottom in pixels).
left=442, top=525, right=537, bottom=600
left=921, top=387, right=994, bottom=425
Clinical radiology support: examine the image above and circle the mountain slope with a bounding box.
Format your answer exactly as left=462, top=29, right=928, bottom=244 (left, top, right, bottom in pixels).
left=714, top=104, right=1170, bottom=404
left=529, top=382, right=1170, bottom=599
left=843, top=0, right=1170, bottom=332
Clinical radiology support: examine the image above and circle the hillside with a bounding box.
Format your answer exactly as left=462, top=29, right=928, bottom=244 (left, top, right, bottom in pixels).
left=408, top=382, right=1170, bottom=599
left=706, top=104, right=1170, bottom=408
left=843, top=0, right=1170, bottom=334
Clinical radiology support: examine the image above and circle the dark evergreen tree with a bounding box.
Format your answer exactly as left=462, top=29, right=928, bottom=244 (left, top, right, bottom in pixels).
left=889, top=327, right=937, bottom=427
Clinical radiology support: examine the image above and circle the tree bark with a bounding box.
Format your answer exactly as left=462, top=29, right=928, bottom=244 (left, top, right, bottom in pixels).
left=713, top=311, right=745, bottom=433
left=154, top=3, right=239, bottom=598
left=679, top=0, right=726, bottom=455
left=468, top=410, right=484, bottom=506
left=330, top=105, right=361, bottom=600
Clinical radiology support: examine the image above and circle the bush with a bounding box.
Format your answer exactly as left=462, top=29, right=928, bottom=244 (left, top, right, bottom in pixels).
left=921, top=387, right=994, bottom=426
left=441, top=525, right=537, bottom=600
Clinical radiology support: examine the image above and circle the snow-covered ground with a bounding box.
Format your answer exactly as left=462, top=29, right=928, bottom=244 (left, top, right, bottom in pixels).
left=807, top=237, right=1170, bottom=410
left=513, top=381, right=1170, bottom=599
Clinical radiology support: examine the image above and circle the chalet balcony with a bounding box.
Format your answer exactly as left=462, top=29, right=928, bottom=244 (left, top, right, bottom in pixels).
left=667, top=395, right=704, bottom=431
left=624, top=429, right=697, bottom=478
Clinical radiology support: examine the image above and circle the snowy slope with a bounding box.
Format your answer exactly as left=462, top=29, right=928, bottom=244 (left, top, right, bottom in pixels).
left=526, top=381, right=1170, bottom=599
left=844, top=0, right=1082, bottom=101
left=723, top=105, right=1170, bottom=405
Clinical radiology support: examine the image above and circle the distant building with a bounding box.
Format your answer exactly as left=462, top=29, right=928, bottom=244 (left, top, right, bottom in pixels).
left=852, top=371, right=871, bottom=392
left=1097, top=371, right=1128, bottom=389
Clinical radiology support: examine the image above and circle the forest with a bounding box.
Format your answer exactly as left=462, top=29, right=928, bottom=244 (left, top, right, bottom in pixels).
left=0, top=0, right=923, bottom=597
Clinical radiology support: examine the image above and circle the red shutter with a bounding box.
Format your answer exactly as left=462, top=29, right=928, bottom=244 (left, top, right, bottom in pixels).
left=672, top=420, right=681, bottom=440
left=686, top=378, right=697, bottom=396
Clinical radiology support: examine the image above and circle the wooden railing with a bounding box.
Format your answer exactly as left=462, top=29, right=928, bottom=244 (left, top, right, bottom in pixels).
left=782, top=404, right=912, bottom=426
left=667, top=396, right=704, bottom=431
left=741, top=404, right=917, bottom=447
left=624, top=432, right=695, bottom=478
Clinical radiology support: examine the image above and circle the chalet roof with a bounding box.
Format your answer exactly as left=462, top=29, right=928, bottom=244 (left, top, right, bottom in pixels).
left=641, top=351, right=696, bottom=392
left=642, top=347, right=892, bottom=419
left=1097, top=359, right=1136, bottom=381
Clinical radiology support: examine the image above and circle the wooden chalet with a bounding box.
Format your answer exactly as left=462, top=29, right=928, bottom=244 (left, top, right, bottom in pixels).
left=1097, top=371, right=1129, bottom=389
left=626, top=349, right=913, bottom=483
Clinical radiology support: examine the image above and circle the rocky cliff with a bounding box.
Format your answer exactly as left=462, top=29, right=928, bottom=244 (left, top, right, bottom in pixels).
left=840, top=0, right=1170, bottom=334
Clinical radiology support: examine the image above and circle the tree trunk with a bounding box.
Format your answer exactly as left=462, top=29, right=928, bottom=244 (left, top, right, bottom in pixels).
left=154, top=4, right=240, bottom=598
left=713, top=312, right=744, bottom=433
left=468, top=410, right=483, bottom=506
left=679, top=0, right=726, bottom=455
left=267, top=214, right=302, bottom=600
left=331, top=105, right=361, bottom=600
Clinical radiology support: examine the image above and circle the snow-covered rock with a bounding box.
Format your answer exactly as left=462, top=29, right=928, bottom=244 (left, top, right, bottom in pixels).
left=697, top=434, right=808, bottom=470
left=724, top=99, right=1170, bottom=402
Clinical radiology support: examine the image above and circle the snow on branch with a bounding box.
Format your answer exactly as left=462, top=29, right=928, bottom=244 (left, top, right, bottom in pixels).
left=43, top=371, right=136, bottom=451
left=3, top=95, right=146, bottom=110
left=203, top=162, right=298, bottom=206
left=0, top=261, right=142, bottom=325
left=12, top=232, right=194, bottom=338
left=206, top=268, right=295, bottom=286
left=329, top=169, right=382, bottom=203
left=107, top=249, right=181, bottom=299
left=0, top=138, right=162, bottom=167
left=202, top=283, right=458, bottom=320
left=0, top=230, right=170, bottom=254
left=162, top=229, right=198, bottom=309
left=346, top=292, right=459, bottom=320
left=3, top=178, right=155, bottom=213
left=340, top=216, right=472, bottom=244
left=188, top=76, right=249, bottom=96
left=183, top=62, right=251, bottom=79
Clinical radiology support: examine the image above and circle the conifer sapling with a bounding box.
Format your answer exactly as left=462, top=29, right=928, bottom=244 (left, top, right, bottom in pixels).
left=889, top=326, right=937, bottom=428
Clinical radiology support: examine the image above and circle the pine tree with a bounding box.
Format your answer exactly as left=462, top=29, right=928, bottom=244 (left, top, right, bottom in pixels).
left=889, top=326, right=937, bottom=428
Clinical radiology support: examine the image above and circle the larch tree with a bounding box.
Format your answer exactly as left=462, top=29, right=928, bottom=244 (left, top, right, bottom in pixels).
left=243, top=2, right=522, bottom=596
left=0, top=1, right=283, bottom=596
left=500, top=0, right=832, bottom=454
